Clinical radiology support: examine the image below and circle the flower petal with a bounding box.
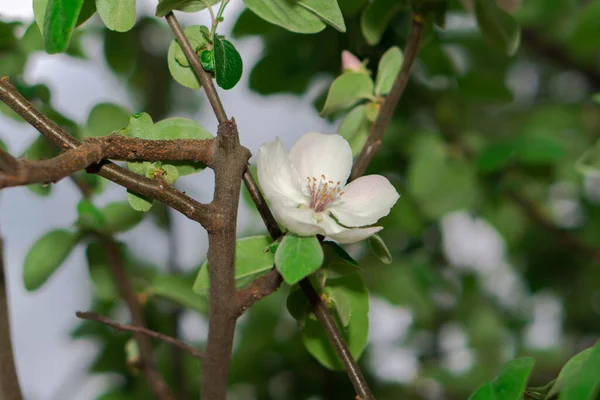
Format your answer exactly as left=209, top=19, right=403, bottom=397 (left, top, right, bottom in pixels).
left=289, top=132, right=353, bottom=188
left=329, top=175, right=400, bottom=227
left=270, top=202, right=323, bottom=237
left=328, top=226, right=383, bottom=244
left=257, top=138, right=306, bottom=207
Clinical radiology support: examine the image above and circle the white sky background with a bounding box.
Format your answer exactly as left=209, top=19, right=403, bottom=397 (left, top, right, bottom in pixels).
left=0, top=1, right=561, bottom=399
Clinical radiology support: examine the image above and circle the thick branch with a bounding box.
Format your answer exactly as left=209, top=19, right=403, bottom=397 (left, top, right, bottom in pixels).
left=0, top=78, right=216, bottom=229
left=202, top=120, right=250, bottom=400
left=350, top=14, right=424, bottom=181
left=100, top=236, right=175, bottom=400
left=76, top=311, right=204, bottom=359
left=0, top=234, right=24, bottom=400
left=0, top=136, right=215, bottom=189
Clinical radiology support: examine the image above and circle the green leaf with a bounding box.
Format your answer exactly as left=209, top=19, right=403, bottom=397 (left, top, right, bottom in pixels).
left=200, top=49, right=215, bottom=72
left=120, top=112, right=155, bottom=139
left=213, top=36, right=243, bottom=90
left=161, top=164, right=179, bottom=184
left=515, top=135, right=565, bottom=165
left=375, top=46, right=403, bottom=96
left=96, top=0, right=137, bottom=32
left=34, top=0, right=95, bottom=35
left=77, top=0, right=97, bottom=26
left=100, top=202, right=144, bottom=233
left=593, top=93, right=600, bottom=105
left=153, top=117, right=214, bottom=175
left=337, top=104, right=371, bottom=156
left=149, top=274, right=207, bottom=314
left=156, top=0, right=220, bottom=17
left=286, top=287, right=312, bottom=321
left=242, top=0, right=326, bottom=34
left=85, top=103, right=130, bottom=137
left=321, top=241, right=362, bottom=279
left=576, top=140, right=600, bottom=177
left=321, top=72, right=374, bottom=117
left=127, top=191, right=153, bottom=212
left=76, top=200, right=105, bottom=230
left=559, top=342, right=600, bottom=400
left=469, top=357, right=535, bottom=400
left=360, top=0, right=407, bottom=45
left=296, top=0, right=346, bottom=32
left=302, top=274, right=369, bottom=370
left=43, top=0, right=85, bottom=54
left=367, top=233, right=392, bottom=264
left=103, top=28, right=135, bottom=75
left=86, top=242, right=118, bottom=300
left=474, top=0, right=521, bottom=56
left=24, top=229, right=79, bottom=291
left=167, top=25, right=210, bottom=88
left=548, top=347, right=594, bottom=398
left=324, top=286, right=351, bottom=327
left=275, top=234, right=324, bottom=285
left=193, top=235, right=275, bottom=293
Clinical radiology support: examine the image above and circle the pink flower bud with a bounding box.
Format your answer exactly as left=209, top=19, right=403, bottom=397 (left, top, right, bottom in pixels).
left=341, top=50, right=362, bottom=72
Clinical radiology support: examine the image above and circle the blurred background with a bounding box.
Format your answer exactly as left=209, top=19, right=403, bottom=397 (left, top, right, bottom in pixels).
left=0, top=0, right=599, bottom=399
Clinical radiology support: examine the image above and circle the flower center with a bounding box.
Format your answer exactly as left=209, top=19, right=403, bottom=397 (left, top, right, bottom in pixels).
left=306, top=175, right=344, bottom=212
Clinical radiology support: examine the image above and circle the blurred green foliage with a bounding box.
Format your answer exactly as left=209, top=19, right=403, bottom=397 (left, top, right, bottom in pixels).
left=2, top=0, right=600, bottom=399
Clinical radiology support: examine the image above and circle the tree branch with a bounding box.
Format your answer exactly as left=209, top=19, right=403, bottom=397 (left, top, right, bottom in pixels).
left=0, top=77, right=216, bottom=229
left=0, top=135, right=215, bottom=189
left=234, top=269, right=282, bottom=317
left=163, top=10, right=377, bottom=400
left=0, top=233, right=24, bottom=400
left=350, top=14, right=425, bottom=181
left=99, top=236, right=175, bottom=400
left=76, top=311, right=204, bottom=360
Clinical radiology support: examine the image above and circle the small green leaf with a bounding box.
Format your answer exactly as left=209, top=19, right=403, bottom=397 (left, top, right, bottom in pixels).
left=160, top=164, right=180, bottom=184
left=100, top=202, right=144, bottom=233
left=324, top=286, right=351, bottom=327
left=515, top=135, right=564, bottom=165
left=127, top=191, right=153, bottom=212
left=302, top=274, right=369, bottom=370
left=120, top=112, right=155, bottom=139
left=167, top=25, right=210, bottom=88
left=559, top=342, right=600, bottom=400
left=548, top=347, right=594, bottom=398
left=200, top=49, right=215, bottom=72
left=469, top=357, right=535, bottom=400
left=375, top=46, right=403, bottom=96
left=593, top=93, right=600, bottom=105
left=86, top=242, right=118, bottom=300
left=153, top=117, right=214, bottom=176
left=275, top=234, right=324, bottom=285
left=337, top=104, right=371, bottom=156
left=96, top=0, right=137, bottom=32
left=43, top=0, right=85, bottom=54
left=474, top=0, right=521, bottom=56
left=194, top=235, right=276, bottom=293
left=321, top=72, right=374, bottom=117
left=360, top=0, right=407, bottom=45
left=149, top=274, right=207, bottom=314
left=213, top=36, right=243, bottom=90
left=242, top=0, right=326, bottom=34
left=156, top=0, right=220, bottom=17
left=125, top=338, right=140, bottom=366
left=296, top=0, right=346, bottom=32
left=367, top=233, right=392, bottom=264
left=77, top=0, right=97, bottom=26
left=24, top=229, right=79, bottom=291
left=76, top=200, right=105, bottom=230
left=85, top=103, right=130, bottom=137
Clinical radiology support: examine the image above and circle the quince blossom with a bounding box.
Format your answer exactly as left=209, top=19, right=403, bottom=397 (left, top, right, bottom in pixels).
left=257, top=132, right=400, bottom=244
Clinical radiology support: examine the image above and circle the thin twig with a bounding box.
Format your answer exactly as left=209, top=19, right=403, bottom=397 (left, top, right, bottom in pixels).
left=350, top=14, right=425, bottom=181
left=0, top=233, right=24, bottom=400
left=76, top=311, right=204, bottom=359
left=164, top=13, right=227, bottom=123
left=99, top=236, right=175, bottom=400
left=0, top=77, right=216, bottom=229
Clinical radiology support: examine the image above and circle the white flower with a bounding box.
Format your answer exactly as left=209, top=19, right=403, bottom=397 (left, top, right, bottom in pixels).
left=257, top=132, right=400, bottom=244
